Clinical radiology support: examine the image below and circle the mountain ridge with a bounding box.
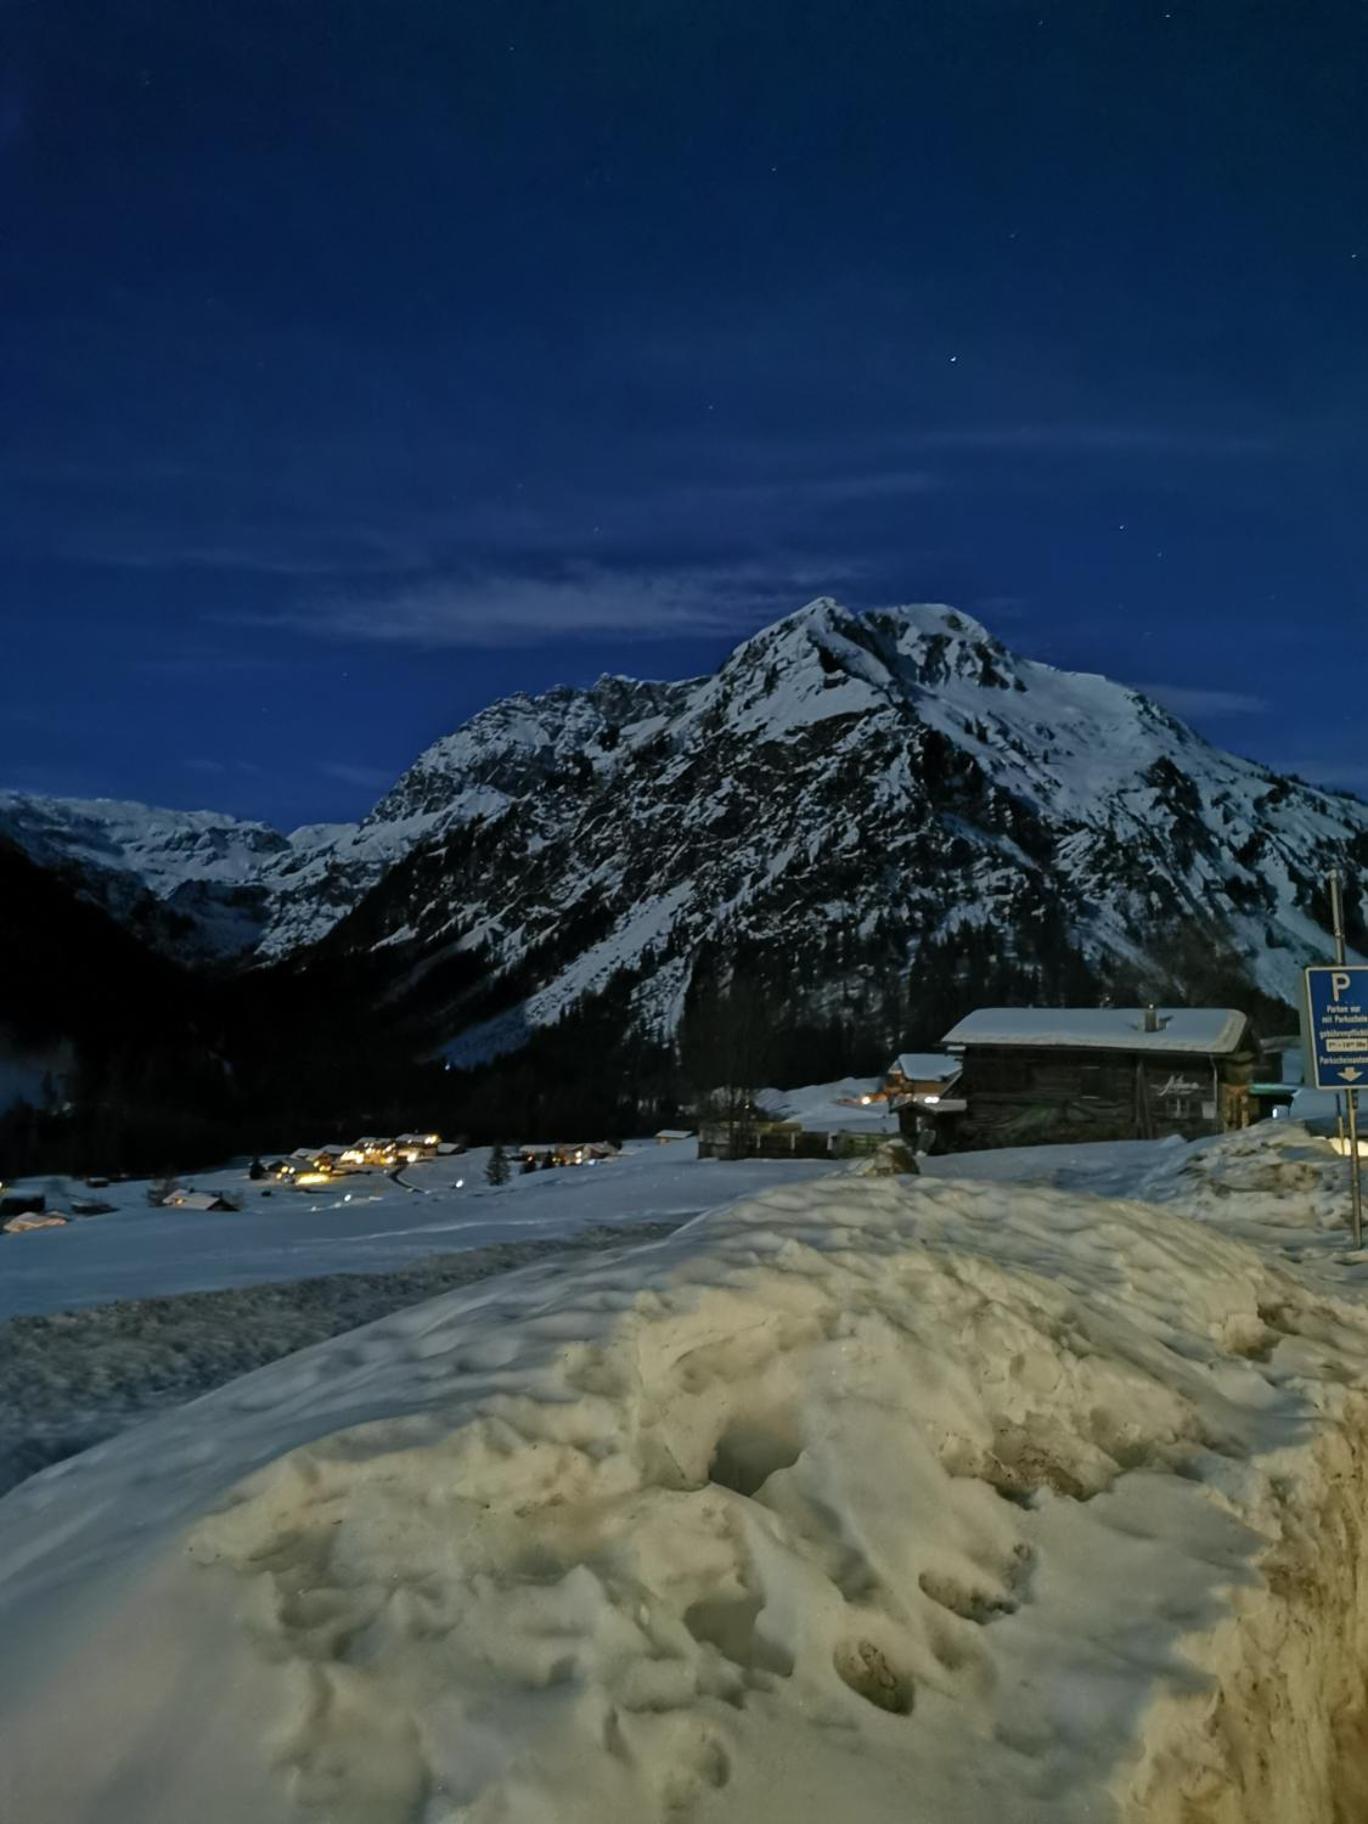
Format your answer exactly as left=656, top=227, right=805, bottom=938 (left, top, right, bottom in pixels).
left=4, top=600, right=1366, bottom=1065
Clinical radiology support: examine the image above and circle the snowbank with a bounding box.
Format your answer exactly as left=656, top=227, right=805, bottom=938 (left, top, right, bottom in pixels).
left=0, top=1222, right=683, bottom=1499
left=7, top=1136, right=1368, bottom=1820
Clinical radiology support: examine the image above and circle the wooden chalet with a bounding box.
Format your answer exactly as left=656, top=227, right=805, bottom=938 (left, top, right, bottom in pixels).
left=940, top=1006, right=1257, bottom=1149
left=699, top=1080, right=899, bottom=1160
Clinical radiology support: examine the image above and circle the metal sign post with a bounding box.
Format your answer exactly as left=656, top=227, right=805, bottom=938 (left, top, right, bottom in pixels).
left=1349, top=1089, right=1364, bottom=1251
left=1304, top=873, right=1367, bottom=1249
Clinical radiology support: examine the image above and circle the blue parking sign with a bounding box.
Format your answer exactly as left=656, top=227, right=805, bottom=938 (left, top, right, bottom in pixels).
left=1304, top=965, right=1368, bottom=1089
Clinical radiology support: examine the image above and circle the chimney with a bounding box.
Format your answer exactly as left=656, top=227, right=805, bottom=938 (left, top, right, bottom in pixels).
left=1142, top=1004, right=1160, bottom=1034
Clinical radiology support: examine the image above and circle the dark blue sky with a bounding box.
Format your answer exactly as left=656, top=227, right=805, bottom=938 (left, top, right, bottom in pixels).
left=3, top=1, right=1366, bottom=827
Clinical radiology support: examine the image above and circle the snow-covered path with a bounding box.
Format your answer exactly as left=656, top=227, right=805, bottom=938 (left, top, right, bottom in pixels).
left=0, top=1146, right=840, bottom=1321
left=5, top=1126, right=1368, bottom=1823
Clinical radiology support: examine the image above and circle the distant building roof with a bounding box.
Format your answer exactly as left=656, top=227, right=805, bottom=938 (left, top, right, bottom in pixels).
left=755, top=1079, right=898, bottom=1136
left=942, top=1007, right=1250, bottom=1056
left=889, top=1053, right=963, bottom=1083
left=655, top=1129, right=695, bottom=1140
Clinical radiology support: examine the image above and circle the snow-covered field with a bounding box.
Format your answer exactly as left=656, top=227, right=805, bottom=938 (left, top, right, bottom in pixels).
left=0, top=1144, right=840, bottom=1321
left=5, top=1124, right=1368, bottom=1821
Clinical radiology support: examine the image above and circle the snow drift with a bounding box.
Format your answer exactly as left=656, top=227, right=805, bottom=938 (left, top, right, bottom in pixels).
left=4, top=1142, right=1368, bottom=1821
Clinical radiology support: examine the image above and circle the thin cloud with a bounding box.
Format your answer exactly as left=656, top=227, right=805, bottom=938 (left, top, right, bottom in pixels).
left=136, top=652, right=286, bottom=677
left=894, top=425, right=1275, bottom=457
left=681, top=468, right=938, bottom=509
left=1271, top=760, right=1368, bottom=795
left=973, top=593, right=1030, bottom=621
left=318, top=761, right=395, bottom=790
left=186, top=757, right=263, bottom=777
left=268, top=562, right=860, bottom=650
left=1136, top=684, right=1270, bottom=717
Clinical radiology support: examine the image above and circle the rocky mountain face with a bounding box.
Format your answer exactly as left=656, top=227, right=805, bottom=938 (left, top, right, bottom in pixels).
left=5, top=601, right=1367, bottom=1064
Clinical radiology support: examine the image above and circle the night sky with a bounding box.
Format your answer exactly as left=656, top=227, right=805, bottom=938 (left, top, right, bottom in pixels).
left=4, top=2, right=1366, bottom=828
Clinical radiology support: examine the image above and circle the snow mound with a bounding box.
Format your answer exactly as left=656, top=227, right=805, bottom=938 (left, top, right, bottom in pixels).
left=5, top=1165, right=1368, bottom=1822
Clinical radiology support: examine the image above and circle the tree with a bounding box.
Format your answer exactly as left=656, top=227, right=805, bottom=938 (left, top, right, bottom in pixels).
left=486, top=1142, right=510, bottom=1187
left=679, top=970, right=773, bottom=1155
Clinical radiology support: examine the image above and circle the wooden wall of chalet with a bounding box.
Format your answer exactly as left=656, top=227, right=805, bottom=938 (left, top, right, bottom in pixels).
left=697, top=1121, right=887, bottom=1161
left=952, top=1046, right=1254, bottom=1150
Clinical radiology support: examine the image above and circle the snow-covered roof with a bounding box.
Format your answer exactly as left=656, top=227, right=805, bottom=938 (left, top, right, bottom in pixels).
left=755, top=1079, right=898, bottom=1136
left=655, top=1129, right=694, bottom=1140
left=942, top=1007, right=1250, bottom=1056
left=889, top=1053, right=962, bottom=1083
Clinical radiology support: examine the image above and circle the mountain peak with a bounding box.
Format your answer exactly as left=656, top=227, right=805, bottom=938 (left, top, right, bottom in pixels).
left=5, top=597, right=1367, bottom=1032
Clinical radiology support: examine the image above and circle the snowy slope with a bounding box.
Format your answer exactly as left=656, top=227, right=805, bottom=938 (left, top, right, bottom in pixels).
left=6, top=1131, right=1368, bottom=1822
left=300, top=600, right=1368, bottom=1056
left=0, top=791, right=294, bottom=958
left=5, top=602, right=1366, bottom=1030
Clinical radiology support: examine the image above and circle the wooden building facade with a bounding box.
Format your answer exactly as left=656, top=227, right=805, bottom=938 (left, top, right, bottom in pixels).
left=698, top=1116, right=892, bottom=1161
left=940, top=1006, right=1257, bottom=1150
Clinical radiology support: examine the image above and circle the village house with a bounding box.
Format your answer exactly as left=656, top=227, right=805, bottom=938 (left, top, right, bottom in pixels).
left=0, top=1191, right=47, bottom=1219
left=354, top=1137, right=400, bottom=1166
left=165, top=1189, right=237, bottom=1212
left=1247, top=1034, right=1304, bottom=1122
left=3, top=1210, right=68, bottom=1234
left=516, top=1141, right=620, bottom=1169
left=395, top=1133, right=442, bottom=1161
left=882, top=1052, right=964, bottom=1103
left=939, top=1006, right=1257, bottom=1149
left=699, top=1079, right=900, bottom=1161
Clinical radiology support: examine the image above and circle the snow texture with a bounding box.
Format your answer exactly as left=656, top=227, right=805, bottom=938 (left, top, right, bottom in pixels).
left=891, top=1052, right=963, bottom=1082
left=0, top=1222, right=682, bottom=1500
left=942, top=1005, right=1250, bottom=1054
left=6, top=1125, right=1368, bottom=1822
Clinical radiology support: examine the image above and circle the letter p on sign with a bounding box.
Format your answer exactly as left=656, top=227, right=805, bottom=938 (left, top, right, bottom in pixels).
left=1334, top=972, right=1353, bottom=1000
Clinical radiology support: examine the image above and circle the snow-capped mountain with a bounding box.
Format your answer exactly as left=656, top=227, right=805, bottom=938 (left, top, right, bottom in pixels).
left=5, top=602, right=1366, bottom=1057
left=0, top=793, right=297, bottom=959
